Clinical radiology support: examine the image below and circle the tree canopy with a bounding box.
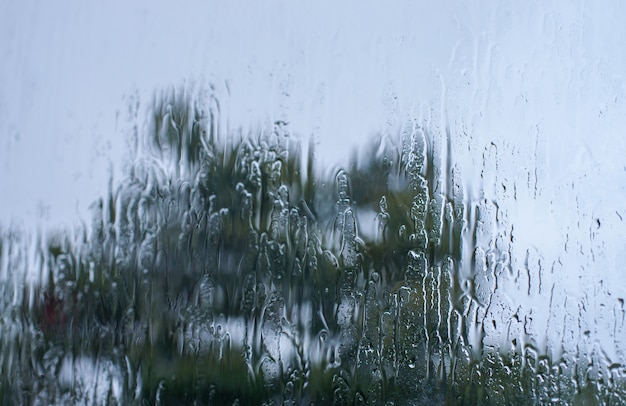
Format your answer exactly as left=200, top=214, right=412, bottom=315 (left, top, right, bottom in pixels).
left=1, top=85, right=623, bottom=405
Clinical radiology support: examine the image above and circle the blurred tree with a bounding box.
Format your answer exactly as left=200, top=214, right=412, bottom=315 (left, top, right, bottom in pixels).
left=1, top=85, right=623, bottom=405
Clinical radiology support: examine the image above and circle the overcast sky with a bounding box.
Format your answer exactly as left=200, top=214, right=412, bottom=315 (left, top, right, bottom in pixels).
left=2, top=0, right=626, bottom=355
left=1, top=0, right=624, bottom=224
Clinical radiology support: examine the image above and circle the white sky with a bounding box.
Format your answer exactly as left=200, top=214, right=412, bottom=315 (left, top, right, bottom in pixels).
left=2, top=0, right=626, bottom=357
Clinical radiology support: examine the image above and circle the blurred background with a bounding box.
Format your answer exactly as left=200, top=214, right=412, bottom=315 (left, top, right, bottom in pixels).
left=3, top=0, right=626, bottom=334
left=2, top=1, right=626, bottom=403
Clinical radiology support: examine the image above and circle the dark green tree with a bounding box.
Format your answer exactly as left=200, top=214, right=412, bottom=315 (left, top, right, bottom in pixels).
left=1, top=85, right=624, bottom=405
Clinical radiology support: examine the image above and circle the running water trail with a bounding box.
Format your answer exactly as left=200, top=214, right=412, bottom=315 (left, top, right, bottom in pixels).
left=0, top=84, right=625, bottom=404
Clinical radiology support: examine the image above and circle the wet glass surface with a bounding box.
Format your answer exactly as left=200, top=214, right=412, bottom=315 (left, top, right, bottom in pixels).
left=2, top=2, right=626, bottom=405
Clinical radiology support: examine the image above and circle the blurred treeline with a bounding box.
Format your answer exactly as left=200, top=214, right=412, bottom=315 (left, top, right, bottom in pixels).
left=1, top=85, right=624, bottom=405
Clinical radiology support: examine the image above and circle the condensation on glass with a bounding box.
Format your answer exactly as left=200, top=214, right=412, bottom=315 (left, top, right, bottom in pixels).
left=1, top=86, right=625, bottom=405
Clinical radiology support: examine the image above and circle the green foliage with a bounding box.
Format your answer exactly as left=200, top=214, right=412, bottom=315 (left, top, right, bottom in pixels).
left=1, top=87, right=624, bottom=404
